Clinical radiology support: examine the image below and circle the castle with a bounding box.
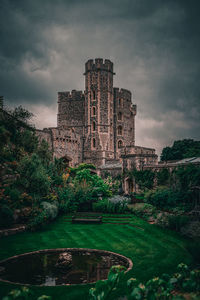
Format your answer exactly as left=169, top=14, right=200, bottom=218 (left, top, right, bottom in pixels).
left=37, top=58, right=158, bottom=178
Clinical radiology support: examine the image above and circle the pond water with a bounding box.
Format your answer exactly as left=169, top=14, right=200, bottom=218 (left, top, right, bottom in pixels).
left=0, top=249, right=132, bottom=286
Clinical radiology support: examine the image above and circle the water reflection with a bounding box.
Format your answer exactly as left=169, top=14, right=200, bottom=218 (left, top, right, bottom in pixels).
left=0, top=249, right=131, bottom=286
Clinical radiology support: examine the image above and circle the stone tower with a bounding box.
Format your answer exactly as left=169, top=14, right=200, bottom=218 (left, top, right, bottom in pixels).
left=83, top=59, right=115, bottom=166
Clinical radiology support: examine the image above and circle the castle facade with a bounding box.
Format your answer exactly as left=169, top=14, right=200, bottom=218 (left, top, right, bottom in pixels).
left=37, top=58, right=157, bottom=172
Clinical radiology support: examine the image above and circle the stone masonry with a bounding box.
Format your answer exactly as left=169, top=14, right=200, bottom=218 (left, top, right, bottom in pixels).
left=36, top=58, right=157, bottom=169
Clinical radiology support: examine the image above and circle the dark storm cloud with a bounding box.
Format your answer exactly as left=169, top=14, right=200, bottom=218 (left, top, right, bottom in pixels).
left=0, top=0, right=200, bottom=156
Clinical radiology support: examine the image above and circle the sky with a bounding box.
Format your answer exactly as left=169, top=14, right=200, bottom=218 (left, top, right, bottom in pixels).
left=0, top=0, right=200, bottom=157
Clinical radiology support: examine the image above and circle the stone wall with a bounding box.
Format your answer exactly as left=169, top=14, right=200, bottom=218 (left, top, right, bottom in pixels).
left=121, top=145, right=158, bottom=171
left=113, top=88, right=136, bottom=159
left=57, top=90, right=85, bottom=136
left=83, top=58, right=115, bottom=166
left=36, top=127, right=81, bottom=167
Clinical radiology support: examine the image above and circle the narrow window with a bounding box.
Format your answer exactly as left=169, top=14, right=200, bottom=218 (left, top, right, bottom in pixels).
left=92, top=138, right=96, bottom=148
left=118, top=98, right=123, bottom=107
left=118, top=140, right=123, bottom=148
left=118, top=112, right=122, bottom=121
left=92, top=121, right=96, bottom=131
left=92, top=106, right=96, bottom=116
left=93, top=90, right=95, bottom=100
left=118, top=125, right=122, bottom=135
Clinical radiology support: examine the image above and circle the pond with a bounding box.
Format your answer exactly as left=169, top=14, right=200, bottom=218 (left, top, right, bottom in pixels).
left=0, top=248, right=132, bottom=286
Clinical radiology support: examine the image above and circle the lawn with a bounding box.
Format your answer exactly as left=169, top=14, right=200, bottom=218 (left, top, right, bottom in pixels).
left=0, top=215, right=195, bottom=300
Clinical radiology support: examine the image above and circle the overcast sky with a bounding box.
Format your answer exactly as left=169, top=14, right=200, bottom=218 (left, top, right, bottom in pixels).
left=0, top=0, right=200, bottom=157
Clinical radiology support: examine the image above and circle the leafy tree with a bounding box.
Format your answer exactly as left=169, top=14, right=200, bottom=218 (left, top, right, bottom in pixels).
left=17, top=154, right=50, bottom=200
left=37, top=139, right=52, bottom=166
left=161, top=139, right=200, bottom=161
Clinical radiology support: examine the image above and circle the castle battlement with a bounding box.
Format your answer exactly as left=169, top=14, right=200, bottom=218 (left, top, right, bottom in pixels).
left=58, top=90, right=84, bottom=102
left=84, top=58, right=115, bottom=74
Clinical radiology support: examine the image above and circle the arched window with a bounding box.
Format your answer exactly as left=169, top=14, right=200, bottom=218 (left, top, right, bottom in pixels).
left=93, top=90, right=96, bottom=100
left=92, top=138, right=96, bottom=148
left=118, top=98, right=123, bottom=107
left=118, top=112, right=122, bottom=121
left=92, top=121, right=96, bottom=131
left=118, top=125, right=122, bottom=135
left=92, top=106, right=96, bottom=116
left=118, top=140, right=123, bottom=148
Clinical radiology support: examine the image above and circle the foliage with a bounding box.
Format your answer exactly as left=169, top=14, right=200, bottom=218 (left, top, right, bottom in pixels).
left=89, top=265, right=126, bottom=300
left=2, top=286, right=51, bottom=300
left=56, top=186, right=77, bottom=213
left=167, top=215, right=190, bottom=231
left=93, top=198, right=128, bottom=213
left=161, top=139, right=200, bottom=161
left=104, top=176, right=120, bottom=194
left=69, top=163, right=96, bottom=176
left=171, top=165, right=200, bottom=192
left=16, top=154, right=50, bottom=200
left=89, top=264, right=200, bottom=300
left=131, top=169, right=155, bottom=190
left=156, top=168, right=170, bottom=186
left=11, top=105, right=34, bottom=124
left=144, top=187, right=182, bottom=209
left=28, top=201, right=58, bottom=231
left=41, top=201, right=58, bottom=219
left=0, top=205, right=14, bottom=228
left=36, top=139, right=52, bottom=166
left=130, top=203, right=157, bottom=219
left=72, top=168, right=112, bottom=211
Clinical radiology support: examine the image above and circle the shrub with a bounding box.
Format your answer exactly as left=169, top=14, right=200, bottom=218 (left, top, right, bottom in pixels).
left=156, top=168, right=170, bottom=186
left=167, top=215, right=190, bottom=231
left=17, top=154, right=50, bottom=200
left=144, top=187, right=181, bottom=209
left=0, top=205, right=14, bottom=228
left=131, top=169, right=155, bottom=190
left=93, top=198, right=128, bottom=213
left=57, top=186, right=77, bottom=213
left=41, top=201, right=58, bottom=220
left=28, top=210, right=49, bottom=231
left=131, top=203, right=157, bottom=219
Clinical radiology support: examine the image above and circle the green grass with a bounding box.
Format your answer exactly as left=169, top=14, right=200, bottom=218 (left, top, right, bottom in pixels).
left=0, top=215, right=195, bottom=300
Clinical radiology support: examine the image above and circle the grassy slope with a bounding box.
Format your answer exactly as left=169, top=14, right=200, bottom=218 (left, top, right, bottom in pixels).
left=0, top=215, right=194, bottom=300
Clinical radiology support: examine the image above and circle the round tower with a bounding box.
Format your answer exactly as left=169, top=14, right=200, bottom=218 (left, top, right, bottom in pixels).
left=83, top=58, right=115, bottom=166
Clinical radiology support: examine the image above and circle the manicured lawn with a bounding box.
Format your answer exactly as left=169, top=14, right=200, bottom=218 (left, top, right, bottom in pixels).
left=0, top=215, right=194, bottom=300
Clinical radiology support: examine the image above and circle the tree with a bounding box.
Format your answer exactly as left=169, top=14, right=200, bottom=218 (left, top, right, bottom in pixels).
left=161, top=139, right=200, bottom=161
left=17, top=154, right=50, bottom=200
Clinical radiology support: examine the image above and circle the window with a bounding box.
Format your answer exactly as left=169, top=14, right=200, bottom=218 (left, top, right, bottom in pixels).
left=118, top=112, right=122, bottom=121
left=118, top=125, right=122, bottom=135
left=92, top=121, right=96, bottom=131
left=118, top=140, right=123, bottom=148
left=93, top=90, right=96, bottom=100
left=118, top=98, right=123, bottom=107
left=92, top=138, right=96, bottom=148
left=92, top=106, right=96, bottom=116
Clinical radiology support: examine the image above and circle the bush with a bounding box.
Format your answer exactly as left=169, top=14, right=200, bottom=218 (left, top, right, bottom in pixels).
left=57, top=186, right=77, bottom=213
left=131, top=169, right=155, bottom=190
left=41, top=201, right=58, bottom=220
left=0, top=205, right=14, bottom=228
left=167, top=215, right=190, bottom=231
left=144, top=187, right=181, bottom=209
left=131, top=203, right=157, bottom=219
left=28, top=201, right=58, bottom=231
left=93, top=198, right=128, bottom=213
left=17, top=154, right=50, bottom=200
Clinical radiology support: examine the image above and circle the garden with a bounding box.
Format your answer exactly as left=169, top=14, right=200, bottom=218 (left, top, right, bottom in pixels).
left=0, top=107, right=200, bottom=299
